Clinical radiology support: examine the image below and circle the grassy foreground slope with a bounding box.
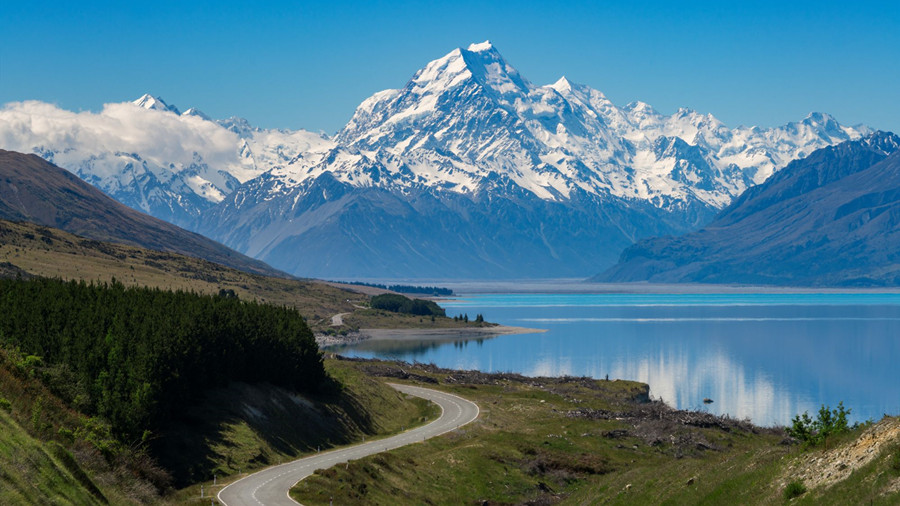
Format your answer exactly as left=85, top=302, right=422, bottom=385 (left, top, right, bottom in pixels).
left=0, top=408, right=105, bottom=505
left=159, top=359, right=439, bottom=490
left=293, top=360, right=900, bottom=505
left=0, top=345, right=438, bottom=504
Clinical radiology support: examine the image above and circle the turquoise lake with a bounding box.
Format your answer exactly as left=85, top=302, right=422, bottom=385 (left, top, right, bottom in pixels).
left=332, top=292, right=900, bottom=426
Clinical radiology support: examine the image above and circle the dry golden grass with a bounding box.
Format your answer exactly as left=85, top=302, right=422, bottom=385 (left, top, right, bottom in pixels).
left=0, top=220, right=462, bottom=332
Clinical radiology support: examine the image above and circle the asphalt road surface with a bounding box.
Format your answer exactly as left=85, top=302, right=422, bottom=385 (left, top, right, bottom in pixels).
left=218, top=383, right=479, bottom=505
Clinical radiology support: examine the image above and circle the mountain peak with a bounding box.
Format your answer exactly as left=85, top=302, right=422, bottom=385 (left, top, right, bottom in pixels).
left=132, top=94, right=181, bottom=115
left=551, top=76, right=573, bottom=91
left=466, top=40, right=494, bottom=52
left=182, top=107, right=211, bottom=121
left=458, top=42, right=530, bottom=97
left=624, top=100, right=657, bottom=115
left=403, top=41, right=530, bottom=101
left=801, top=111, right=837, bottom=126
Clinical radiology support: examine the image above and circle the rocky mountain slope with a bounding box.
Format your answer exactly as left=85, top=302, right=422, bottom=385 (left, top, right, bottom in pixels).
left=0, top=42, right=870, bottom=278
left=0, top=149, right=283, bottom=277
left=595, top=132, right=900, bottom=286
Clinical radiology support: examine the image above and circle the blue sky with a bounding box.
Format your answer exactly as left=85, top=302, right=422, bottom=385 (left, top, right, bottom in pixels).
left=2, top=1, right=898, bottom=134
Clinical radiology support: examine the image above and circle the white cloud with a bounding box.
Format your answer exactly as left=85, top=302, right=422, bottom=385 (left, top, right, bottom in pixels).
left=0, top=100, right=244, bottom=178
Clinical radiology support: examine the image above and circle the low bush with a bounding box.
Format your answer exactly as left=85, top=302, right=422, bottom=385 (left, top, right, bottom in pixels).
left=783, top=480, right=807, bottom=499
left=786, top=402, right=851, bottom=446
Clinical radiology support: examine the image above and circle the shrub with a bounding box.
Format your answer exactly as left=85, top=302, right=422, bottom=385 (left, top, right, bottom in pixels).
left=783, top=480, right=806, bottom=499
left=786, top=402, right=851, bottom=446
left=0, top=397, right=11, bottom=412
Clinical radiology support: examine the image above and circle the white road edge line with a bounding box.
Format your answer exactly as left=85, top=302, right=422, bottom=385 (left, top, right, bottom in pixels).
left=217, top=383, right=479, bottom=506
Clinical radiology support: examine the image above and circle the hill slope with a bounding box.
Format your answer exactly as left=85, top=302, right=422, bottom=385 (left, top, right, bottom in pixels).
left=595, top=132, right=900, bottom=286
left=0, top=149, right=282, bottom=277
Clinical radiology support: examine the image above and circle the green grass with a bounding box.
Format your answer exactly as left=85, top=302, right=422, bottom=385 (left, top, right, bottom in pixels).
left=784, top=480, right=807, bottom=500
left=290, top=360, right=900, bottom=506
left=166, top=358, right=440, bottom=502
left=0, top=408, right=105, bottom=505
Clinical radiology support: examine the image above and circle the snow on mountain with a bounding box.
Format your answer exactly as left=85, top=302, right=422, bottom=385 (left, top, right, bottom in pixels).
left=133, top=93, right=182, bottom=115
left=182, top=107, right=211, bottom=121
left=0, top=43, right=873, bottom=278
left=322, top=41, right=869, bottom=213
left=199, top=42, right=869, bottom=277
left=0, top=96, right=329, bottom=227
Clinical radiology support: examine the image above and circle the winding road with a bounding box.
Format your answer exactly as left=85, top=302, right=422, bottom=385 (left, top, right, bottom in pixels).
left=218, top=383, right=479, bottom=506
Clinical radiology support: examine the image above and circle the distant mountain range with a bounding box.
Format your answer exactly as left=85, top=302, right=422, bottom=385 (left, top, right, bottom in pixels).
left=0, top=42, right=872, bottom=278
left=595, top=133, right=900, bottom=286
left=0, top=150, right=284, bottom=277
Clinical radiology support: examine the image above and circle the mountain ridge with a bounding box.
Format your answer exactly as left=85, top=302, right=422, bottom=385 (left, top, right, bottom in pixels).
left=0, top=43, right=873, bottom=278
left=594, top=132, right=900, bottom=286
left=0, top=149, right=286, bottom=278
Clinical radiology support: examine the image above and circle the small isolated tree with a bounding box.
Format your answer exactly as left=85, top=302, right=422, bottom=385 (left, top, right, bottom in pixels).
left=787, top=402, right=852, bottom=447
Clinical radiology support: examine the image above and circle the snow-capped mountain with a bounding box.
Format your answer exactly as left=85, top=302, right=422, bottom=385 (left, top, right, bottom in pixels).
left=595, top=132, right=900, bottom=286
left=132, top=93, right=182, bottom=115
left=0, top=42, right=872, bottom=278
left=0, top=96, right=330, bottom=227
left=327, top=42, right=867, bottom=209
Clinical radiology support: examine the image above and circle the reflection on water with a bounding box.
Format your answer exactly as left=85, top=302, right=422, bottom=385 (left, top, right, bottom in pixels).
left=333, top=293, right=900, bottom=426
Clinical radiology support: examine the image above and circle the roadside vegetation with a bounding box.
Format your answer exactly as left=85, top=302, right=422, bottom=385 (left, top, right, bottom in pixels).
left=293, top=359, right=900, bottom=505
left=0, top=276, right=439, bottom=503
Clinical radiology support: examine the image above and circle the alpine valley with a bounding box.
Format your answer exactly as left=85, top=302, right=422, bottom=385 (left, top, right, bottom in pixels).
left=0, top=42, right=872, bottom=279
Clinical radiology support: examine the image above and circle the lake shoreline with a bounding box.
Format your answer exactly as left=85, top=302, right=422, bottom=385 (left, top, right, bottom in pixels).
left=354, top=279, right=900, bottom=295
left=316, top=324, right=545, bottom=348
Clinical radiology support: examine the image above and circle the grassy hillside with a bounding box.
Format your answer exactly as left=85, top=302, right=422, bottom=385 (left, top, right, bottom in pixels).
left=167, top=359, right=439, bottom=501
left=0, top=347, right=166, bottom=504
left=0, top=349, right=438, bottom=504
left=0, top=408, right=106, bottom=505
left=293, top=359, right=900, bottom=505
left=0, top=149, right=282, bottom=278
left=0, top=219, right=483, bottom=333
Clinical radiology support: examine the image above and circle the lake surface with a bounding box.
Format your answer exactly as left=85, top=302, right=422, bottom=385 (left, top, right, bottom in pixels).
left=333, top=292, right=900, bottom=426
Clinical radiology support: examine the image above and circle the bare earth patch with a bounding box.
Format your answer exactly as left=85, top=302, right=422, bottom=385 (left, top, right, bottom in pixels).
left=782, top=416, right=900, bottom=490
